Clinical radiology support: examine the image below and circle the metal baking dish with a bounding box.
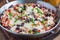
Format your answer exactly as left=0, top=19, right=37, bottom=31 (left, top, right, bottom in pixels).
left=0, top=0, right=60, bottom=38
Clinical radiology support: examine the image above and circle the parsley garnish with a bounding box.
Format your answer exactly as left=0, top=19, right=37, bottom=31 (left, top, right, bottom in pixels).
left=9, top=12, right=12, bottom=17
left=36, top=8, right=43, bottom=15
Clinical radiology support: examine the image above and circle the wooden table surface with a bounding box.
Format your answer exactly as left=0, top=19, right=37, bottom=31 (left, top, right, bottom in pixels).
left=0, top=0, right=60, bottom=40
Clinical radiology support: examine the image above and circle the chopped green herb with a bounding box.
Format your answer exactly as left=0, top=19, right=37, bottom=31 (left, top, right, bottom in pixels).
left=18, top=16, right=22, bottom=18
left=20, top=6, right=24, bottom=11
left=32, top=8, right=34, bottom=11
left=9, top=17, right=12, bottom=20
left=36, top=8, right=43, bottom=15
left=34, top=31, right=40, bottom=34
left=31, top=18, right=36, bottom=25
left=36, top=32, right=40, bottom=34
left=24, top=14, right=28, bottom=16
left=42, top=19, right=46, bottom=24
left=46, top=25, right=49, bottom=27
left=20, top=6, right=24, bottom=9
left=9, top=12, right=12, bottom=20
left=9, top=12, right=12, bottom=17
left=14, top=19, right=18, bottom=22
left=31, top=18, right=35, bottom=23
left=13, top=24, right=15, bottom=26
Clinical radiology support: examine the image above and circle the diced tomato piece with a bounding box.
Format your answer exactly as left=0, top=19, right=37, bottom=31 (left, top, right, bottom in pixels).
left=37, top=30, right=40, bottom=32
left=7, top=9, right=11, bottom=12
left=16, top=4, right=20, bottom=7
left=32, top=4, right=36, bottom=8
left=14, top=6, right=18, bottom=10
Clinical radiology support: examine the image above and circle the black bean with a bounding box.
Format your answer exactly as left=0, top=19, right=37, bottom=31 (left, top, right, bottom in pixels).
left=32, top=28, right=37, bottom=32
left=4, top=26, right=11, bottom=30
left=45, top=14, right=48, bottom=17
left=16, top=27, right=23, bottom=32
left=25, top=18, right=30, bottom=23
left=20, top=10, right=23, bottom=13
left=44, top=18, right=48, bottom=21
left=20, top=23, right=24, bottom=26
left=23, top=5, right=26, bottom=10
left=34, top=15, right=36, bottom=18
left=16, top=27, right=20, bottom=30
left=35, top=18, right=38, bottom=21
left=45, top=13, right=51, bottom=17
left=17, top=24, right=21, bottom=27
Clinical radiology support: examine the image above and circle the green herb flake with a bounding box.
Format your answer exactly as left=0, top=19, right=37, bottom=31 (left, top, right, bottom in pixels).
left=46, top=25, right=49, bottom=27
left=32, top=8, right=34, bottom=11
left=31, top=18, right=35, bottom=23
left=36, top=8, right=43, bottom=15
left=9, top=12, right=12, bottom=17
left=36, top=32, right=40, bottom=34
left=31, top=18, right=36, bottom=26
left=42, top=19, right=46, bottom=24
left=18, top=16, right=22, bottom=18
left=14, top=19, right=18, bottom=22
left=24, top=14, right=28, bottom=17
left=20, top=6, right=24, bottom=11
left=9, top=17, right=12, bottom=20
left=13, top=24, right=15, bottom=26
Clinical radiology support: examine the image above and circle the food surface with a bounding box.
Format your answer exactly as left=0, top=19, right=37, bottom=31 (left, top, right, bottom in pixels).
left=0, top=3, right=56, bottom=34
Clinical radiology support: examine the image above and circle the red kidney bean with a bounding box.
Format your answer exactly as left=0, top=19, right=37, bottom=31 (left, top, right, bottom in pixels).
left=7, top=9, right=11, bottom=12
left=16, top=4, right=20, bottom=7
